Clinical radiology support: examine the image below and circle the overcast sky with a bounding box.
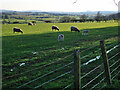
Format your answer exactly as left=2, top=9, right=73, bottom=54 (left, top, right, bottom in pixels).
left=0, top=0, right=120, bottom=12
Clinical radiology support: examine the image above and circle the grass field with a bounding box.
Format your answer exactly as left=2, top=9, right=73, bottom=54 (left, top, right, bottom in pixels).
left=2, top=22, right=120, bottom=89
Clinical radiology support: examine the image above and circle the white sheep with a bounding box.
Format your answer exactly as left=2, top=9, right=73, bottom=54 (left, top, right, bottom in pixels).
left=82, top=30, right=89, bottom=35
left=58, top=34, right=64, bottom=42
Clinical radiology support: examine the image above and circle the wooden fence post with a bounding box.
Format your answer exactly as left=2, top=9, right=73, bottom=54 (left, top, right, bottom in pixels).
left=74, top=49, right=81, bottom=90
left=100, top=40, right=112, bottom=84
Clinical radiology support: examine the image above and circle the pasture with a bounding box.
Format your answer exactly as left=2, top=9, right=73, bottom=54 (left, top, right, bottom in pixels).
left=2, top=22, right=120, bottom=89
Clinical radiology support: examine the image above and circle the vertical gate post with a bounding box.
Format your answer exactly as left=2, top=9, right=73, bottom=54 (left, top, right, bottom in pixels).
left=74, top=49, right=81, bottom=90
left=100, top=40, right=112, bottom=84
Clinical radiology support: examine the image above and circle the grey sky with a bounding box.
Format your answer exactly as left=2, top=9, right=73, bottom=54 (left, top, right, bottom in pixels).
left=1, top=0, right=119, bottom=12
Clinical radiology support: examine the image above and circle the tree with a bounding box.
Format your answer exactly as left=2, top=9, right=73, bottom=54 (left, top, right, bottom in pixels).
left=80, top=14, right=88, bottom=22
left=73, top=0, right=120, bottom=7
left=80, top=14, right=87, bottom=19
left=4, top=14, right=9, bottom=19
left=70, top=17, right=77, bottom=22
left=59, top=16, right=71, bottom=23
left=113, top=0, right=120, bottom=6
left=94, top=11, right=103, bottom=22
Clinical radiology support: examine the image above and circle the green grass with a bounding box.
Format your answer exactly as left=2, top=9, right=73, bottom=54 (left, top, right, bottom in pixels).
left=2, top=22, right=118, bottom=36
left=2, top=22, right=118, bottom=63
left=2, top=22, right=120, bottom=89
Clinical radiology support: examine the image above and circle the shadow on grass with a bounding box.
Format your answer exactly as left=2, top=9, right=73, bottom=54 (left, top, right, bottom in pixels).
left=2, top=26, right=119, bottom=63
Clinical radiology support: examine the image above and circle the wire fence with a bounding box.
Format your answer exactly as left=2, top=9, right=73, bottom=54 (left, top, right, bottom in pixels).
left=17, top=61, right=74, bottom=88
left=2, top=53, right=74, bottom=80
left=2, top=41, right=120, bottom=89
left=82, top=71, right=105, bottom=89
left=63, top=42, right=120, bottom=90
left=34, top=70, right=73, bottom=89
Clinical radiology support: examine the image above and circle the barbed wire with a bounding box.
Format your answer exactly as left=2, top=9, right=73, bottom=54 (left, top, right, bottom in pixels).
left=108, top=52, right=120, bottom=61
left=81, top=63, right=103, bottom=79
left=17, top=61, right=74, bottom=88
left=82, top=71, right=104, bottom=89
left=34, top=70, right=73, bottom=89
left=89, top=51, right=120, bottom=89
left=2, top=45, right=101, bottom=80
left=80, top=45, right=99, bottom=53
left=81, top=49, right=101, bottom=60
left=110, top=64, right=120, bottom=74
left=3, top=43, right=119, bottom=80
left=17, top=49, right=102, bottom=88
left=86, top=52, right=120, bottom=89
left=106, top=43, right=120, bottom=50
left=112, top=70, right=120, bottom=80
left=3, top=42, right=120, bottom=89
left=62, top=83, right=73, bottom=90
left=73, top=58, right=119, bottom=90
left=110, top=59, right=120, bottom=68
left=2, top=53, right=73, bottom=80
left=90, top=77, right=106, bottom=90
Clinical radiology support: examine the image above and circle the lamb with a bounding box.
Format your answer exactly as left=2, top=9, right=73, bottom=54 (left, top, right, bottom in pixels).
left=58, top=34, right=64, bottom=42
left=82, top=30, right=89, bottom=35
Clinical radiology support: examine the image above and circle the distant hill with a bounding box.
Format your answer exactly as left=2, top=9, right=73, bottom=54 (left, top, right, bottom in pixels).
left=0, top=9, right=15, bottom=12
left=0, top=9, right=117, bottom=15
left=48, top=11, right=117, bottom=15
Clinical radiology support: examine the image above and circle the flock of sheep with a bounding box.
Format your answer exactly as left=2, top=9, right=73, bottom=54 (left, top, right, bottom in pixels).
left=13, top=24, right=89, bottom=42
left=52, top=25, right=89, bottom=42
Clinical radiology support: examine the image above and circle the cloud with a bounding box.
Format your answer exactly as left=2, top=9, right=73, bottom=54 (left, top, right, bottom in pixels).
left=1, top=0, right=118, bottom=12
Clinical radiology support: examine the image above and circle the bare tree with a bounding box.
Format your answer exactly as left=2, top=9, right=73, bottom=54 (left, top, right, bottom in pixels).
left=73, top=0, right=120, bottom=7
left=73, top=0, right=78, bottom=4
left=113, top=0, right=119, bottom=6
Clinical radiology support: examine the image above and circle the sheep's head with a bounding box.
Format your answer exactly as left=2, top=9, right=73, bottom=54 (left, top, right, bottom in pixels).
left=57, top=28, right=59, bottom=31
left=20, top=30, right=23, bottom=34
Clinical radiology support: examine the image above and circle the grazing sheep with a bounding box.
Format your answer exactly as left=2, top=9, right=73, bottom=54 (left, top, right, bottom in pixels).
left=71, top=26, right=80, bottom=32
left=58, top=34, right=64, bottom=42
left=13, top=28, right=23, bottom=34
left=52, top=25, right=59, bottom=31
left=82, top=30, right=88, bottom=35
left=28, top=22, right=33, bottom=25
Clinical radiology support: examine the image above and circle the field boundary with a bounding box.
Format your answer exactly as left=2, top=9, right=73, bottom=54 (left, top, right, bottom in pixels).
left=2, top=40, right=120, bottom=89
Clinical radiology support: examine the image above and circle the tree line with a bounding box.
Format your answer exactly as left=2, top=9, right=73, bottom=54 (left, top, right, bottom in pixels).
left=59, top=12, right=120, bottom=23
left=1, top=11, right=120, bottom=24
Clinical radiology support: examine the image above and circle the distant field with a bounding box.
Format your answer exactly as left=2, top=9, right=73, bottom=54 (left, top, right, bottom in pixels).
left=2, top=22, right=118, bottom=36
left=2, top=22, right=119, bottom=89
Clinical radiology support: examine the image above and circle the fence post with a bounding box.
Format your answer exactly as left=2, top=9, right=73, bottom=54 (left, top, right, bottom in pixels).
left=100, top=40, right=112, bottom=84
left=74, top=49, right=81, bottom=90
